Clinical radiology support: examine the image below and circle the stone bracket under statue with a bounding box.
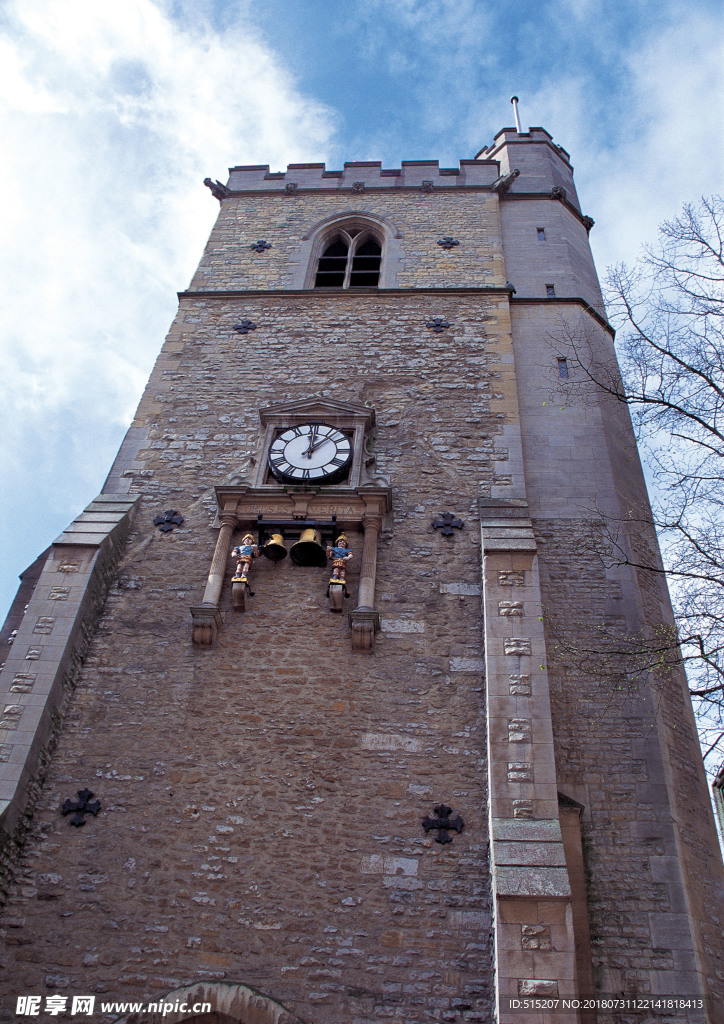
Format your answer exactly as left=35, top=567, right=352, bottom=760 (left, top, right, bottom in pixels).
left=191, top=484, right=391, bottom=650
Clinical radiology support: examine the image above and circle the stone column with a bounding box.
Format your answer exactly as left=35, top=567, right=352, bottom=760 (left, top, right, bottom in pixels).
left=480, top=498, right=582, bottom=1024
left=191, top=514, right=237, bottom=647
left=349, top=514, right=381, bottom=652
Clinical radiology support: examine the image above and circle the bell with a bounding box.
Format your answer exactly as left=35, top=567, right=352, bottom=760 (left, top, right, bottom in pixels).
left=262, top=533, right=288, bottom=561
left=290, top=528, right=327, bottom=567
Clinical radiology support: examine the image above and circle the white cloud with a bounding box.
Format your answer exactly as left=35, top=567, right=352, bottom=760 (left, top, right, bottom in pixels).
left=586, top=12, right=724, bottom=275
left=1, top=0, right=721, bottom=622
left=0, top=0, right=336, bottom=616
left=469, top=8, right=724, bottom=278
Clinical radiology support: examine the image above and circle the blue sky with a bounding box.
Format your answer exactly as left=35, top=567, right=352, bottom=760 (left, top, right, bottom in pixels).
left=0, top=0, right=722, bottom=621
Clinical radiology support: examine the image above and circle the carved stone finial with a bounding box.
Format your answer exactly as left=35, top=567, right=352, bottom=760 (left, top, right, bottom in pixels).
left=204, top=177, right=232, bottom=201
left=491, top=168, right=520, bottom=194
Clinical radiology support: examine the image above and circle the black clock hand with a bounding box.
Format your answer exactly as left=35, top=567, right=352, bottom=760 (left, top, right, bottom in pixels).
left=303, top=426, right=318, bottom=458
left=308, top=435, right=332, bottom=454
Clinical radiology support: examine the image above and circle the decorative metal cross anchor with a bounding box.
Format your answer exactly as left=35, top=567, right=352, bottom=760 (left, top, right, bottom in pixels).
left=432, top=512, right=464, bottom=536
left=422, top=804, right=464, bottom=844
left=154, top=510, right=184, bottom=533
left=233, top=319, right=258, bottom=334
left=426, top=317, right=451, bottom=333
left=62, top=789, right=101, bottom=827
left=437, top=237, right=460, bottom=250
left=250, top=240, right=272, bottom=253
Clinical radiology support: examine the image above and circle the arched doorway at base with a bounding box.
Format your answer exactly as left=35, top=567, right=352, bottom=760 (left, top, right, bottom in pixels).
left=114, top=981, right=308, bottom=1024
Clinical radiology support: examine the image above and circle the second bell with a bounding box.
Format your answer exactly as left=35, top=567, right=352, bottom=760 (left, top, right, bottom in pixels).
left=290, top=528, right=327, bottom=567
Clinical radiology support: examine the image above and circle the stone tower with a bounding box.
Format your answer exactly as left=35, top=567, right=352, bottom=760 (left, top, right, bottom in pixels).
left=1, top=125, right=722, bottom=1024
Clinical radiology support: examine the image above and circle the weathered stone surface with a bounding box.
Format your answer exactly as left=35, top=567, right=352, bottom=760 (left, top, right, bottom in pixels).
left=0, top=126, right=721, bottom=1024
left=0, top=290, right=498, bottom=1020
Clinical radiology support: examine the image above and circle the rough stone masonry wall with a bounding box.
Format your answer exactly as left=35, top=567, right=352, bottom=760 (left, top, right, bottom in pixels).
left=534, top=515, right=723, bottom=1021
left=0, top=291, right=512, bottom=1024
left=504, top=289, right=723, bottom=1020
left=188, top=189, right=506, bottom=292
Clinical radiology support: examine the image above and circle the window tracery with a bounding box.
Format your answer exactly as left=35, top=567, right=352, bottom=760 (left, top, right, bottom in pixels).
left=313, top=228, right=382, bottom=288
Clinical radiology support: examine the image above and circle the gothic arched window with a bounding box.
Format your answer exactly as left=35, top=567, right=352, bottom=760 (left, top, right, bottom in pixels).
left=314, top=229, right=382, bottom=288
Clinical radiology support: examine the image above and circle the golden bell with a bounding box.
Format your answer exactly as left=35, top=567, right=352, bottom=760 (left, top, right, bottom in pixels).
left=290, top=528, right=327, bottom=567
left=262, top=533, right=288, bottom=561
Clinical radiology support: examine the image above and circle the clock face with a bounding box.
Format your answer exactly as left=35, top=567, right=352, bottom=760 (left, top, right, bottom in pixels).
left=268, top=423, right=353, bottom=483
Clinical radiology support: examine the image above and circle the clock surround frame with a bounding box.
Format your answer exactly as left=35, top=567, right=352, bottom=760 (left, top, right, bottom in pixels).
left=254, top=398, right=376, bottom=490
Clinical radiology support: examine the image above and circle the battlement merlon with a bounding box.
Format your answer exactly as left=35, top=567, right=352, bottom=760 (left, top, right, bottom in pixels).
left=222, top=131, right=581, bottom=211
left=475, top=126, right=581, bottom=211
left=225, top=159, right=501, bottom=192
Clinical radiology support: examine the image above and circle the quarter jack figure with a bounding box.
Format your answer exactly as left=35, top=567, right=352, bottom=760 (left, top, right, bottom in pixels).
left=231, top=534, right=259, bottom=585
left=327, top=534, right=353, bottom=586
left=326, top=533, right=352, bottom=611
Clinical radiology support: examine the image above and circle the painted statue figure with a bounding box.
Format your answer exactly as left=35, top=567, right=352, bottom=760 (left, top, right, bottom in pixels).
left=326, top=533, right=353, bottom=586
left=231, top=534, right=259, bottom=584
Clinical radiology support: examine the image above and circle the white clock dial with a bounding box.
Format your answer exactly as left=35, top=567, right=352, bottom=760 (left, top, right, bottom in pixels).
left=268, top=423, right=352, bottom=483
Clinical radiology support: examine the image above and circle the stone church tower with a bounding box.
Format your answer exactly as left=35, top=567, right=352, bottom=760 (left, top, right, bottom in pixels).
left=1, top=123, right=722, bottom=1023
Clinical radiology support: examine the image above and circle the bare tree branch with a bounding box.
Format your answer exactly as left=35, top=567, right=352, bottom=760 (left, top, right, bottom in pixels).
left=552, top=197, right=724, bottom=777
left=605, top=197, right=724, bottom=775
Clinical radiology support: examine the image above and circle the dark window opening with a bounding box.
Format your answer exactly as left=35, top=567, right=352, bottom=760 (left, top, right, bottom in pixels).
left=546, top=284, right=556, bottom=298
left=557, top=357, right=569, bottom=379
left=313, top=228, right=382, bottom=289
left=537, top=227, right=546, bottom=241
left=349, top=238, right=381, bottom=287
left=314, top=238, right=348, bottom=288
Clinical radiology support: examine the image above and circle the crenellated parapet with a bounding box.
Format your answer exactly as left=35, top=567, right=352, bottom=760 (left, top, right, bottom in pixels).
left=226, top=159, right=501, bottom=192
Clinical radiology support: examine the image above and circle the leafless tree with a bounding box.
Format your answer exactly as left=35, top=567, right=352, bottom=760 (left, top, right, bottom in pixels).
left=585, top=197, right=724, bottom=773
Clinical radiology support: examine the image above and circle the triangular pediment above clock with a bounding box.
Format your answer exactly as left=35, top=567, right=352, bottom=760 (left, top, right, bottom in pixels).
left=259, top=397, right=375, bottom=430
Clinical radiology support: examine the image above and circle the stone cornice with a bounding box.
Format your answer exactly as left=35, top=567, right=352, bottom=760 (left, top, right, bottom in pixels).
left=178, top=286, right=516, bottom=299
left=510, top=296, right=614, bottom=336
left=217, top=185, right=502, bottom=197
left=176, top=287, right=611, bottom=333
left=499, top=191, right=594, bottom=232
